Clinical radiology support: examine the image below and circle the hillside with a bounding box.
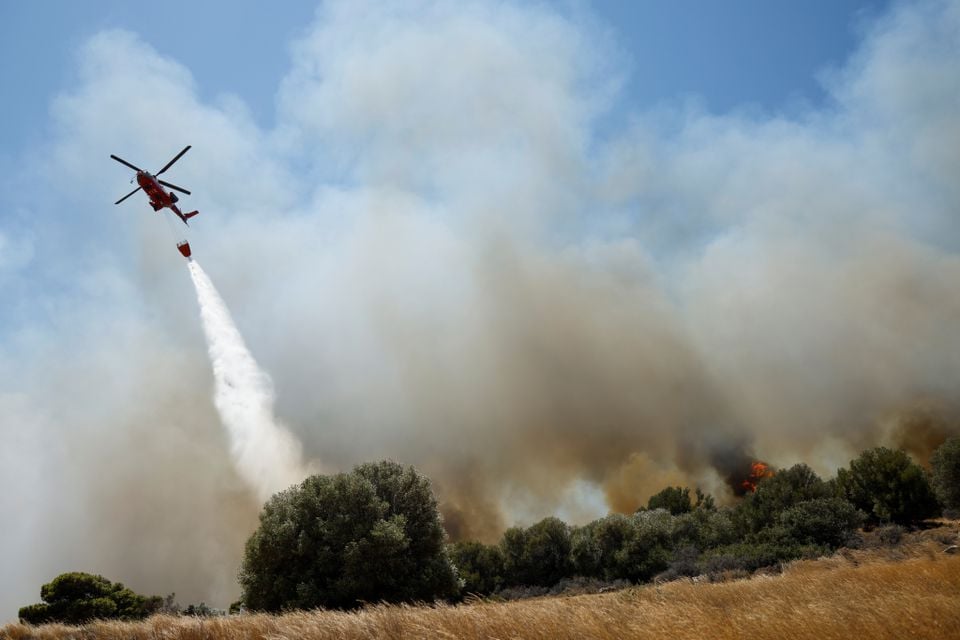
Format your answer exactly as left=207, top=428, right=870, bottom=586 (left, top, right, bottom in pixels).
left=3, top=522, right=958, bottom=640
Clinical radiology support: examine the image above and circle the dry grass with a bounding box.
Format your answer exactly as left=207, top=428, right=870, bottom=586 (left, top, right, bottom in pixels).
left=4, top=536, right=958, bottom=640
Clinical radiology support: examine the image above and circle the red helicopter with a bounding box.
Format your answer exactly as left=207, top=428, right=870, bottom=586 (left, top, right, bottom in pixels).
left=110, top=145, right=199, bottom=257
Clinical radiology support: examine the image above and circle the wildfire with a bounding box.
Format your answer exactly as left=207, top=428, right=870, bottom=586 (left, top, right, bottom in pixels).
left=741, top=461, right=775, bottom=493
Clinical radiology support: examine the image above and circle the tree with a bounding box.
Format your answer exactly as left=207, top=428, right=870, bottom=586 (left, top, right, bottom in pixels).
left=570, top=522, right=601, bottom=578
left=448, top=541, right=504, bottom=596
left=647, top=486, right=692, bottom=515
left=734, top=464, right=830, bottom=534
left=930, top=436, right=960, bottom=515
left=18, top=572, right=159, bottom=625
left=501, top=517, right=573, bottom=587
left=673, top=506, right=736, bottom=550
left=615, top=509, right=676, bottom=582
left=694, top=487, right=716, bottom=511
left=499, top=526, right=528, bottom=585
left=522, top=517, right=573, bottom=586
left=835, top=447, right=940, bottom=524
left=239, top=461, right=459, bottom=611
left=593, top=513, right=644, bottom=580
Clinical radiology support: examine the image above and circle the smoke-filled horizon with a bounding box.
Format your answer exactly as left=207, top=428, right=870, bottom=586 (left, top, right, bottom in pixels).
left=2, top=0, right=960, bottom=620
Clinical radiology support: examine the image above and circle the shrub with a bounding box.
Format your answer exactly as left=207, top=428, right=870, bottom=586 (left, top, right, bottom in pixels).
left=570, top=514, right=634, bottom=580
left=930, top=436, right=960, bottom=516
left=448, top=541, right=505, bottom=596
left=501, top=517, right=572, bottom=587
left=647, top=486, right=692, bottom=515
left=876, top=524, right=906, bottom=546
left=694, top=487, right=717, bottom=511
left=570, top=522, right=602, bottom=578
left=239, top=461, right=459, bottom=611
left=18, top=573, right=159, bottom=625
left=776, top=497, right=865, bottom=548
left=500, top=526, right=528, bottom=585
left=734, top=464, right=830, bottom=534
left=524, top=517, right=573, bottom=586
left=700, top=541, right=816, bottom=576
left=547, top=576, right=629, bottom=596
left=614, top=509, right=676, bottom=582
left=495, top=585, right=551, bottom=601
left=673, top=507, right=737, bottom=550
left=656, top=545, right=701, bottom=582
left=183, top=602, right=221, bottom=617
left=835, top=447, right=940, bottom=524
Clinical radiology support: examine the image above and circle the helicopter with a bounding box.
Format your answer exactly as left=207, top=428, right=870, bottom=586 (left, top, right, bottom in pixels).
left=110, top=145, right=199, bottom=226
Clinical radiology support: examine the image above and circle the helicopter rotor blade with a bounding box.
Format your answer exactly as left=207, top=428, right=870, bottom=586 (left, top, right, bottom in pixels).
left=158, top=179, right=191, bottom=195
left=114, top=186, right=142, bottom=205
left=156, top=145, right=191, bottom=176
left=110, top=154, right=144, bottom=172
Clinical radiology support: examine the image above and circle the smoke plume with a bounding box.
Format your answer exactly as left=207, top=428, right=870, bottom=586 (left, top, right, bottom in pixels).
left=188, top=260, right=308, bottom=502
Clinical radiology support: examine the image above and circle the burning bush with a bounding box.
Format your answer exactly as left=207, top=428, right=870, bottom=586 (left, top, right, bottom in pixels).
left=741, top=462, right=776, bottom=493
left=733, top=463, right=831, bottom=535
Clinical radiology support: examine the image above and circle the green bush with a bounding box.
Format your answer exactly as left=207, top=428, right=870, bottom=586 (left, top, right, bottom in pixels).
left=930, top=436, right=960, bottom=515
left=183, top=602, right=220, bottom=617
left=570, top=514, right=634, bottom=580
left=448, top=541, right=504, bottom=596
left=835, top=447, right=940, bottom=524
left=501, top=517, right=572, bottom=587
left=776, top=497, right=865, bottom=548
left=239, top=461, right=459, bottom=611
left=693, top=487, right=717, bottom=511
left=659, top=545, right=701, bottom=581
left=673, top=507, right=737, bottom=550
left=647, top=486, right=692, bottom=515
left=614, top=510, right=675, bottom=582
left=570, top=522, right=602, bottom=578
left=500, top=526, right=528, bottom=585
left=18, top=572, right=159, bottom=625
left=734, top=464, right=830, bottom=534
left=573, top=508, right=736, bottom=584
left=700, top=541, right=817, bottom=575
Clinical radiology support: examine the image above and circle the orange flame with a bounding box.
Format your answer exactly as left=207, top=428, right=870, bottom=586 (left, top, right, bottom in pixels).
left=741, top=461, right=775, bottom=493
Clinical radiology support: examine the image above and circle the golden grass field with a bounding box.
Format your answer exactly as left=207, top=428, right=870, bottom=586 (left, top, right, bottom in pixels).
left=4, top=530, right=958, bottom=640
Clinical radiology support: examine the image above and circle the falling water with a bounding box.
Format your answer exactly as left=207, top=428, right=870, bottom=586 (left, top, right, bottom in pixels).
left=187, top=259, right=307, bottom=502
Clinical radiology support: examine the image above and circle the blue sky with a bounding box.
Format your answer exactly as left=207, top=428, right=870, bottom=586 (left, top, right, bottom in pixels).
left=1, top=0, right=958, bottom=619
left=1, top=1, right=889, bottom=158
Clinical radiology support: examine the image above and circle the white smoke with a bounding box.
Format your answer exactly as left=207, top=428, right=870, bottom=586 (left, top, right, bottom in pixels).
left=187, top=259, right=308, bottom=501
